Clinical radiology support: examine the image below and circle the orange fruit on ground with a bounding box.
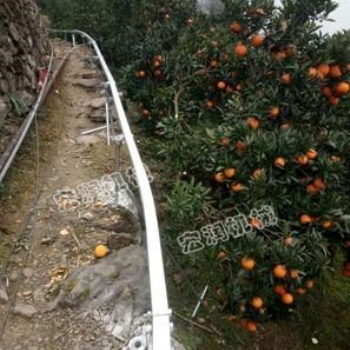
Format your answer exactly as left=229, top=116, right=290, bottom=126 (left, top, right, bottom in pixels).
left=269, top=106, right=280, bottom=118
left=241, top=257, right=255, bottom=270
left=281, top=73, right=292, bottom=84
left=274, top=157, right=286, bottom=168
left=206, top=100, right=215, bottom=109
left=139, top=70, right=146, bottom=78
left=274, top=285, right=286, bottom=295
left=235, top=43, right=248, bottom=58
left=251, top=297, right=264, bottom=309
left=322, top=221, right=334, bottom=229
left=251, top=34, right=265, bottom=48
left=244, top=320, right=258, bottom=332
left=153, top=60, right=161, bottom=68
left=154, top=54, right=163, bottom=62
left=225, top=167, right=236, bottom=178
left=250, top=218, right=263, bottom=230
left=334, top=81, right=350, bottom=96
left=142, top=108, right=151, bottom=117
left=296, top=288, right=307, bottom=295
left=214, top=172, right=225, bottom=183
left=306, top=280, right=315, bottom=289
left=247, top=117, right=260, bottom=129
left=231, top=182, right=244, bottom=192
left=308, top=67, right=317, bottom=79
left=306, top=184, right=319, bottom=195
left=217, top=81, right=226, bottom=90
left=290, top=269, right=299, bottom=279
left=300, top=214, right=313, bottom=225
left=230, top=21, right=242, bottom=33
left=317, top=63, right=330, bottom=77
left=221, top=137, right=230, bottom=146
left=330, top=65, right=342, bottom=78
left=296, top=154, right=309, bottom=165
left=235, top=83, right=242, bottom=92
left=329, top=96, right=340, bottom=106
left=306, top=149, right=317, bottom=160
left=322, top=86, right=332, bottom=98
left=252, top=168, right=264, bottom=180
left=94, top=244, right=109, bottom=258
left=273, top=265, right=287, bottom=278
left=282, top=293, right=294, bottom=305
left=284, top=236, right=293, bottom=246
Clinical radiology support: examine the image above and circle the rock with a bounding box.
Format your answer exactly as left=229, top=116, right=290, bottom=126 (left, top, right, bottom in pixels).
left=75, top=79, right=100, bottom=88
left=82, top=212, right=94, bottom=221
left=106, top=233, right=135, bottom=251
left=0, top=287, right=9, bottom=303
left=13, top=304, right=38, bottom=318
left=23, top=267, right=34, bottom=278
left=90, top=97, right=106, bottom=109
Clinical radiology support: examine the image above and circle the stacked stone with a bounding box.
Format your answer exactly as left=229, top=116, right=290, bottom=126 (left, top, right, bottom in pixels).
left=0, top=0, right=49, bottom=124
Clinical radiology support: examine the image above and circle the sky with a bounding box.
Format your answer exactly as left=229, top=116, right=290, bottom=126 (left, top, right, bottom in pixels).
left=275, top=0, right=350, bottom=34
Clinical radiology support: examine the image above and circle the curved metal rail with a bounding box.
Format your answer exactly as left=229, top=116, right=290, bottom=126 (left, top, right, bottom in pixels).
left=49, top=29, right=172, bottom=350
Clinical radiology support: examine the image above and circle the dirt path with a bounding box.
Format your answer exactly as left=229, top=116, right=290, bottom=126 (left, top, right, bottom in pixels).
left=0, top=41, right=142, bottom=350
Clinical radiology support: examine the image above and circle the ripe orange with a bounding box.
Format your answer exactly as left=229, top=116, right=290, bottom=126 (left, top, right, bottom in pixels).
left=274, top=51, right=286, bottom=61
left=300, top=214, right=313, bottom=225
left=317, top=63, right=330, bottom=77
left=235, top=140, right=246, bottom=152
left=296, top=154, right=309, bottom=165
left=153, top=60, right=161, bottom=68
left=94, top=244, right=109, bottom=258
left=322, top=86, right=332, bottom=98
left=290, top=269, right=299, bottom=279
left=313, top=178, right=325, bottom=190
left=322, top=221, right=334, bottom=229
left=281, top=73, right=292, bottom=84
left=330, top=65, right=342, bottom=78
left=247, top=117, right=260, bottom=129
left=274, top=285, right=286, bottom=295
left=282, top=293, right=294, bottom=305
left=139, top=70, right=146, bottom=78
left=225, top=167, right=236, bottom=178
left=250, top=218, right=263, bottom=230
left=306, top=184, right=319, bottom=195
left=221, top=137, right=230, bottom=146
left=245, top=320, right=258, bottom=332
left=334, top=81, right=350, bottom=96
left=308, top=67, right=317, bottom=79
left=217, top=81, right=226, bottom=90
left=269, top=106, right=280, bottom=118
left=251, top=297, right=263, bottom=309
left=252, top=168, right=264, bottom=180
left=230, top=21, right=242, bottom=33
left=251, top=34, right=265, bottom=48
left=206, top=100, right=215, bottom=109
left=296, top=288, right=306, bottom=295
left=235, top=43, right=248, bottom=58
left=306, top=149, right=317, bottom=160
left=284, top=236, right=293, bottom=246
left=306, top=280, right=315, bottom=289
left=241, top=256, right=255, bottom=270
left=214, top=172, right=225, bottom=183
left=273, top=265, right=287, bottom=278
left=210, top=59, right=219, bottom=68
left=217, top=250, right=228, bottom=260
left=274, top=157, right=286, bottom=168
left=328, top=96, right=340, bottom=107
left=231, top=182, right=243, bottom=192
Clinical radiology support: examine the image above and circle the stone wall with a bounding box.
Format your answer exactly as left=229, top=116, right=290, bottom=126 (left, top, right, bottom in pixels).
left=0, top=0, right=49, bottom=124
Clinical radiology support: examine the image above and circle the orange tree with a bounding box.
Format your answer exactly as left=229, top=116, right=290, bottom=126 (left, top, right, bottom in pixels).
left=119, top=0, right=350, bottom=330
